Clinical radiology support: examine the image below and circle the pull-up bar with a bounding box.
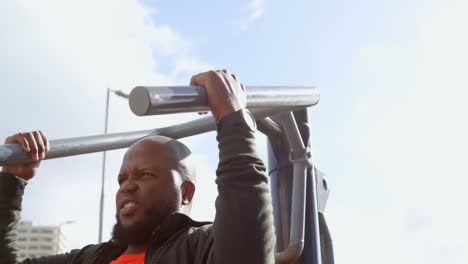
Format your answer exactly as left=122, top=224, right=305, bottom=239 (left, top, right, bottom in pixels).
left=129, top=86, right=319, bottom=116
left=0, top=85, right=327, bottom=263
left=0, top=86, right=318, bottom=166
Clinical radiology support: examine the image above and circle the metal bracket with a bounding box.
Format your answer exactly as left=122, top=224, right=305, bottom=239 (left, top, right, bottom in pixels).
left=288, top=147, right=312, bottom=165
left=315, top=168, right=330, bottom=214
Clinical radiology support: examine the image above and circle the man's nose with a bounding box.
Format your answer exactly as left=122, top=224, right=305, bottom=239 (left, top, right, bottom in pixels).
left=120, top=180, right=138, bottom=193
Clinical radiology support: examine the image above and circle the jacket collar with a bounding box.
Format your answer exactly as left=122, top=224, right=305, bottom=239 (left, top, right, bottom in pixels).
left=148, top=213, right=211, bottom=248
left=96, top=213, right=211, bottom=263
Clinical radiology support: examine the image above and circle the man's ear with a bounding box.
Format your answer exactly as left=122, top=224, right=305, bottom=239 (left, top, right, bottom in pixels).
left=181, top=181, right=195, bottom=205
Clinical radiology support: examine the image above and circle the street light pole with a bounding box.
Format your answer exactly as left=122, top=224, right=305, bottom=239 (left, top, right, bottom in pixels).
left=58, top=220, right=75, bottom=253
left=98, top=88, right=129, bottom=243
left=98, top=88, right=110, bottom=243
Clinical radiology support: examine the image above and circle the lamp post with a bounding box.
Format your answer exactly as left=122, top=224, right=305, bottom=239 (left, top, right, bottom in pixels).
left=58, top=220, right=75, bottom=253
left=98, top=88, right=129, bottom=243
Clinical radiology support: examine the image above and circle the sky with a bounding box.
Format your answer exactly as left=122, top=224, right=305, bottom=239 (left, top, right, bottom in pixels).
left=1, top=0, right=468, bottom=263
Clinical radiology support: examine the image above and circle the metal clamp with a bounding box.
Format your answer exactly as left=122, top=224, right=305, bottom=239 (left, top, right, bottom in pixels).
left=288, top=147, right=312, bottom=165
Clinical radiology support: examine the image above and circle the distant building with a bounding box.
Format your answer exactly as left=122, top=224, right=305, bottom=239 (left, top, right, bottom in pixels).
left=16, top=221, right=64, bottom=261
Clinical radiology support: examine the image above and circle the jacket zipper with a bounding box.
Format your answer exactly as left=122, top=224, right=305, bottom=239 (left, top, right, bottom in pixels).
left=147, top=227, right=190, bottom=263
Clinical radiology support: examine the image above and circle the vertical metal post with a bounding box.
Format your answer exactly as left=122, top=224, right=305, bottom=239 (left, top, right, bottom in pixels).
left=267, top=122, right=292, bottom=252
left=98, top=88, right=110, bottom=243
left=303, top=161, right=321, bottom=263
left=278, top=112, right=308, bottom=248
left=268, top=140, right=289, bottom=252
left=268, top=109, right=324, bottom=264
left=294, top=109, right=323, bottom=264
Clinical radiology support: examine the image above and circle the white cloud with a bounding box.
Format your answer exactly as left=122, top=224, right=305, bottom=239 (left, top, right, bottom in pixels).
left=172, top=57, right=214, bottom=82
left=149, top=25, right=190, bottom=56
left=249, top=0, right=265, bottom=21
left=240, top=0, right=265, bottom=31
left=174, top=57, right=213, bottom=76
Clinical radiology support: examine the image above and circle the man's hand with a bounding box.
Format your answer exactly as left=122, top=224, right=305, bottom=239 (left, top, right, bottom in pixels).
left=2, top=131, right=49, bottom=181
left=190, top=69, right=247, bottom=122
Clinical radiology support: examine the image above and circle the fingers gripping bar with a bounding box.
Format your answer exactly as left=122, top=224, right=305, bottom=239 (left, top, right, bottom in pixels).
left=129, top=86, right=319, bottom=116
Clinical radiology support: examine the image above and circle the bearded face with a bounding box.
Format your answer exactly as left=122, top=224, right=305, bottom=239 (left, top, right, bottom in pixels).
left=112, top=139, right=187, bottom=245
left=111, top=206, right=172, bottom=244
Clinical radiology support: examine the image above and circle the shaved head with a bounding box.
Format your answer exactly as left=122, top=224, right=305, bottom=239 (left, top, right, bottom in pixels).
left=128, top=135, right=196, bottom=183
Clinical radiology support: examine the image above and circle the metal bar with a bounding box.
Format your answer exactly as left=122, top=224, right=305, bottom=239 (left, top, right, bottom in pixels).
left=267, top=141, right=284, bottom=252
left=319, top=213, right=335, bottom=264
left=267, top=123, right=292, bottom=253
left=278, top=112, right=307, bottom=243
left=257, top=117, right=283, bottom=137
left=129, top=86, right=320, bottom=116
left=0, top=107, right=299, bottom=166
left=291, top=162, right=307, bottom=246
left=293, top=109, right=326, bottom=264
left=0, top=130, right=154, bottom=165
left=276, top=111, right=322, bottom=264
left=307, top=163, right=322, bottom=264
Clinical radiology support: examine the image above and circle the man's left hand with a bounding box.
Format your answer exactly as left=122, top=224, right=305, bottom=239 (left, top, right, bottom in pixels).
left=190, top=69, right=247, bottom=122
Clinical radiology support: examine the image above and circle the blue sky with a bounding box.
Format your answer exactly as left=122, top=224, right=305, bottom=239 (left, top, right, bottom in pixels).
left=1, top=0, right=468, bottom=263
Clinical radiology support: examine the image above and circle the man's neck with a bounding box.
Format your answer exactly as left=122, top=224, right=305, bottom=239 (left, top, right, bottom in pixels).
left=123, top=244, right=146, bottom=255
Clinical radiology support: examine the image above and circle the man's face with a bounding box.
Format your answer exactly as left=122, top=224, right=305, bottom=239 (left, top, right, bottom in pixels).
left=115, top=140, right=183, bottom=229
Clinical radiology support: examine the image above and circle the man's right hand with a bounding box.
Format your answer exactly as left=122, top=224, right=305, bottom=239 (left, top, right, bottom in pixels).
left=2, top=131, right=49, bottom=181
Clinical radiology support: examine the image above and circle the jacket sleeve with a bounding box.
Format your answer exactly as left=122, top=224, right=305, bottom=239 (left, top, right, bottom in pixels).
left=212, top=124, right=276, bottom=264
left=0, top=172, right=72, bottom=264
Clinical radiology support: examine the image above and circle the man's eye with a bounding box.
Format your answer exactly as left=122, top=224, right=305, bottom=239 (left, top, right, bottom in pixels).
left=141, top=172, right=153, bottom=177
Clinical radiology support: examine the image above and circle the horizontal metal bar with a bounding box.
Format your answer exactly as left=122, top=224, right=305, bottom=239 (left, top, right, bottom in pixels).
left=0, top=107, right=303, bottom=166
left=129, top=86, right=320, bottom=116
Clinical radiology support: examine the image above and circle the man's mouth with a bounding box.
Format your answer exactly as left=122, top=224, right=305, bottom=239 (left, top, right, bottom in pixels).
left=120, top=201, right=139, bottom=216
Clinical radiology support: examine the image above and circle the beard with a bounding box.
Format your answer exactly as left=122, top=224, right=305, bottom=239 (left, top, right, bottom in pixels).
left=111, top=206, right=169, bottom=245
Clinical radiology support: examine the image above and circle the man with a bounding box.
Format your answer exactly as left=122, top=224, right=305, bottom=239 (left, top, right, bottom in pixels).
left=0, top=70, right=276, bottom=263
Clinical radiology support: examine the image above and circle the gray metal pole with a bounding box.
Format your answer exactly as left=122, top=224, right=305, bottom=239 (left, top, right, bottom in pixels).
left=129, top=86, right=320, bottom=116
left=0, top=107, right=300, bottom=166
left=98, top=88, right=110, bottom=243
left=278, top=112, right=308, bottom=246
left=268, top=109, right=329, bottom=264
left=295, top=109, right=331, bottom=264
left=267, top=129, right=292, bottom=253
